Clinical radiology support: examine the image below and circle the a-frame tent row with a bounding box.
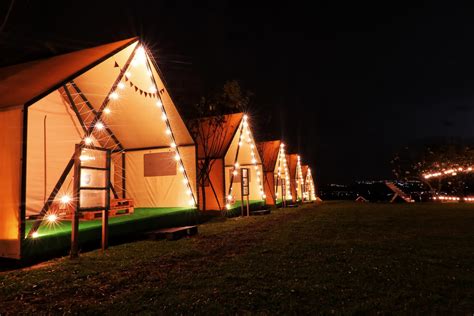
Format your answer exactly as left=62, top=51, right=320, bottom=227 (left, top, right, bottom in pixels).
left=257, top=140, right=293, bottom=205
left=0, top=38, right=198, bottom=259
left=192, top=113, right=265, bottom=214
left=287, top=153, right=308, bottom=203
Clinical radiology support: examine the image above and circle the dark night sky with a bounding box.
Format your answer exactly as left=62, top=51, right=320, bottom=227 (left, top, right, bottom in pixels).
left=2, top=1, right=474, bottom=185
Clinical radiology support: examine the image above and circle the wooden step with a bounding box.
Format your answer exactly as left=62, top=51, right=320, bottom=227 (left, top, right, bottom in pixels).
left=146, top=225, right=198, bottom=241
left=251, top=209, right=271, bottom=216
left=110, top=198, right=134, bottom=208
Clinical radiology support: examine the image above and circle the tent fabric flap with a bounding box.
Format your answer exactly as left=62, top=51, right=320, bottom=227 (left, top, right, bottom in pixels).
left=0, top=107, right=23, bottom=259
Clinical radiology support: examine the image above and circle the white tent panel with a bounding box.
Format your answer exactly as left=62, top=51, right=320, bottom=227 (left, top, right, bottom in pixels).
left=224, top=165, right=263, bottom=202
left=223, top=119, right=264, bottom=203
left=125, top=146, right=195, bottom=208
left=224, top=120, right=262, bottom=166
left=73, top=42, right=191, bottom=150
left=26, top=91, right=85, bottom=215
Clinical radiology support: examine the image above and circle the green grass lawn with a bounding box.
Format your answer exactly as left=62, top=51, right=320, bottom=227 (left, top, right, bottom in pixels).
left=1, top=201, right=473, bottom=314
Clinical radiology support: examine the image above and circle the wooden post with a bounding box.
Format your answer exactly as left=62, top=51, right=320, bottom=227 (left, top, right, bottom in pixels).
left=102, top=210, right=108, bottom=251
left=70, top=144, right=81, bottom=259
left=102, top=149, right=111, bottom=251
left=246, top=195, right=250, bottom=217
left=241, top=191, right=245, bottom=217
left=281, top=179, right=286, bottom=208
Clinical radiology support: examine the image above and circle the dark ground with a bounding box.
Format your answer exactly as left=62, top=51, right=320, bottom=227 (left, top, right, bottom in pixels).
left=1, top=201, right=473, bottom=314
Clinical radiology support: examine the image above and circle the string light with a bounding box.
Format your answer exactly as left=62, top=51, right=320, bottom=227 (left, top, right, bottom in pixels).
left=60, top=194, right=72, bottom=204
left=103, top=108, right=111, bottom=114
left=84, top=136, right=93, bottom=145
left=46, top=214, right=58, bottom=223
left=95, top=121, right=104, bottom=130
left=118, top=82, right=125, bottom=89
left=109, top=92, right=119, bottom=100
left=32, top=231, right=39, bottom=238
left=156, top=100, right=163, bottom=108
left=423, top=166, right=474, bottom=179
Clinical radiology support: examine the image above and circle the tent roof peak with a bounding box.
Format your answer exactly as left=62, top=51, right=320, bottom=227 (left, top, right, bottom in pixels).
left=0, top=37, right=139, bottom=109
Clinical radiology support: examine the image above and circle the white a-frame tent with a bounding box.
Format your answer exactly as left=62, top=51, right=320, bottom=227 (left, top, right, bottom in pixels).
left=0, top=38, right=197, bottom=259
left=194, top=113, right=265, bottom=213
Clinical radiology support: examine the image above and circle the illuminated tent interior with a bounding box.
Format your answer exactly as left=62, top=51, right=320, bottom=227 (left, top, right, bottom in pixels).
left=0, top=38, right=197, bottom=259
left=257, top=140, right=292, bottom=205
left=194, top=113, right=265, bottom=213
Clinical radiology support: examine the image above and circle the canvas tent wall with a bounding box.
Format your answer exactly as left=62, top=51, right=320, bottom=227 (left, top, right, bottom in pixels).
left=0, top=38, right=197, bottom=259
left=193, top=113, right=265, bottom=212
left=257, top=140, right=292, bottom=205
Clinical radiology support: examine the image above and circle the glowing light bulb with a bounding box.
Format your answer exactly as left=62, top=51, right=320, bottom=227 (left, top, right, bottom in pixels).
left=161, top=113, right=167, bottom=121
left=104, top=108, right=111, bottom=114
left=84, top=137, right=93, bottom=145
left=156, top=100, right=163, bottom=108
left=109, top=92, right=119, bottom=100
left=118, top=82, right=125, bottom=90
left=233, top=170, right=238, bottom=176
left=125, top=71, right=131, bottom=79
left=183, top=178, right=188, bottom=184
left=149, top=86, right=157, bottom=93
left=32, top=231, right=39, bottom=238
left=46, top=214, right=58, bottom=223
left=166, top=128, right=171, bottom=135
left=95, top=121, right=104, bottom=130
left=174, top=153, right=180, bottom=161
left=227, top=194, right=233, bottom=200
left=187, top=189, right=193, bottom=196
left=252, top=158, right=257, bottom=164
left=60, top=195, right=71, bottom=204
left=226, top=203, right=231, bottom=210
left=170, top=142, right=176, bottom=148
left=238, top=141, right=242, bottom=147
left=178, top=165, right=184, bottom=173
left=234, top=162, right=239, bottom=169
left=134, top=46, right=147, bottom=65
left=188, top=199, right=195, bottom=206
left=243, top=114, right=248, bottom=120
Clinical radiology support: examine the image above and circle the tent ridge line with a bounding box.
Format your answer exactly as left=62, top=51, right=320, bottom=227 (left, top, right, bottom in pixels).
left=23, top=38, right=139, bottom=109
